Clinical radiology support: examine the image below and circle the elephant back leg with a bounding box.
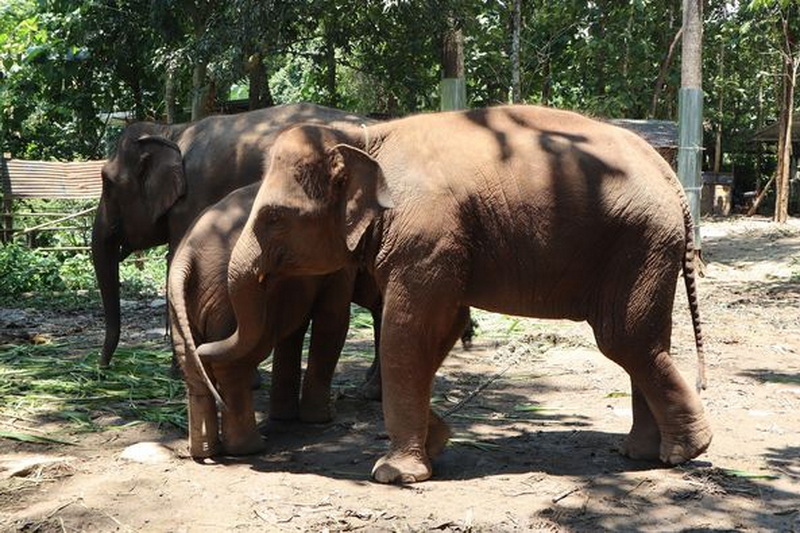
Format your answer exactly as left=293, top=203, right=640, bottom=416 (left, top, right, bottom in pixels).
left=214, top=358, right=266, bottom=456
left=588, top=246, right=711, bottom=465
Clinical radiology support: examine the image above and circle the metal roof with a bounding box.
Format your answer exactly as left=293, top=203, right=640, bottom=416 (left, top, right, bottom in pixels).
left=1, top=158, right=106, bottom=199
left=751, top=113, right=800, bottom=143
left=608, top=119, right=678, bottom=148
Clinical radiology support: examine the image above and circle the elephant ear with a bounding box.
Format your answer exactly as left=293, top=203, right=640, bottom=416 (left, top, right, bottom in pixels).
left=136, top=136, right=186, bottom=224
left=328, top=144, right=395, bottom=252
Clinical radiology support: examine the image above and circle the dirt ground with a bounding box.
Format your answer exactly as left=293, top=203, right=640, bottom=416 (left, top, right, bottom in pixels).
left=1, top=216, right=799, bottom=532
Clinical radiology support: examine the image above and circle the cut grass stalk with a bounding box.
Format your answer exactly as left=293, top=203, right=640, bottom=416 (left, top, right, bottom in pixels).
left=0, top=341, right=187, bottom=436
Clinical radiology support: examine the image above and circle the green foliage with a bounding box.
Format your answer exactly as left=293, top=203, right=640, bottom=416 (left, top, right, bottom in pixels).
left=0, top=242, right=166, bottom=302
left=0, top=0, right=794, bottom=213
left=0, top=243, right=66, bottom=295
left=118, top=248, right=168, bottom=298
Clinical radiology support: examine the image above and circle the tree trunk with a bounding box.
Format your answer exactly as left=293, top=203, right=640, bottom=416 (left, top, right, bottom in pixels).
left=247, top=52, right=274, bottom=110
left=165, top=61, right=177, bottom=124
left=714, top=42, right=724, bottom=173
left=774, top=11, right=799, bottom=224
left=678, top=0, right=704, bottom=250
left=191, top=61, right=208, bottom=121
left=650, top=28, right=683, bottom=118
left=510, top=0, right=522, bottom=103
left=774, top=56, right=796, bottom=223
left=324, top=32, right=337, bottom=107
left=441, top=16, right=466, bottom=110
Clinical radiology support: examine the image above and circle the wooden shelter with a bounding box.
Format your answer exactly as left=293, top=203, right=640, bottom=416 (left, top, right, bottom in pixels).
left=609, top=119, right=678, bottom=169
left=751, top=113, right=800, bottom=215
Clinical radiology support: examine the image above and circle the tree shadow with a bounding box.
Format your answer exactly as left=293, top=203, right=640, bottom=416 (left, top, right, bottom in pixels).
left=701, top=223, right=800, bottom=271
left=738, top=368, right=800, bottom=385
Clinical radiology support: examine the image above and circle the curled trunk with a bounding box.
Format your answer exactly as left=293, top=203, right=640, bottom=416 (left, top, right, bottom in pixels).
left=197, top=232, right=267, bottom=363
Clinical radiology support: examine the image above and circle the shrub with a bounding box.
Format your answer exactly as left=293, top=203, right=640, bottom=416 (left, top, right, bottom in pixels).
left=0, top=242, right=66, bottom=295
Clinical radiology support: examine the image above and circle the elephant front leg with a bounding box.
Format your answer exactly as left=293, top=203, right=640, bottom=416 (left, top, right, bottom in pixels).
left=371, top=294, right=469, bottom=484
left=215, top=363, right=266, bottom=456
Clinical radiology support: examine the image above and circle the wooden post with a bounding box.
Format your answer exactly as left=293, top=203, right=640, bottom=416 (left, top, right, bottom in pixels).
left=1, top=154, right=12, bottom=244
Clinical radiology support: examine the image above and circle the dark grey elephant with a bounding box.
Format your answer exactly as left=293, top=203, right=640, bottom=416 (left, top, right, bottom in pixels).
left=92, top=103, right=370, bottom=367
left=169, top=183, right=359, bottom=458
left=198, top=105, right=712, bottom=483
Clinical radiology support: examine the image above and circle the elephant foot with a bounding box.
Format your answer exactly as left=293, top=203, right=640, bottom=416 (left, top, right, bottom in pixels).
left=371, top=448, right=432, bottom=484
left=299, top=397, right=334, bottom=424
left=426, top=410, right=451, bottom=458
left=360, top=376, right=382, bottom=401
left=621, top=430, right=661, bottom=461
left=251, top=368, right=264, bottom=390
left=223, top=431, right=267, bottom=456
left=659, top=418, right=713, bottom=465
left=189, top=437, right=223, bottom=459
left=269, top=400, right=300, bottom=421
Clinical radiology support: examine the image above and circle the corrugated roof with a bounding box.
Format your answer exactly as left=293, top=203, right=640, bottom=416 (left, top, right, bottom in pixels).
left=608, top=119, right=678, bottom=148
left=751, top=113, right=800, bottom=142
left=1, top=159, right=106, bottom=199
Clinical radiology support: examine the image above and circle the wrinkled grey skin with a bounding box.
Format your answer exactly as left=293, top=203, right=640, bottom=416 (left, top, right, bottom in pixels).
left=168, top=183, right=358, bottom=458
left=92, top=103, right=370, bottom=367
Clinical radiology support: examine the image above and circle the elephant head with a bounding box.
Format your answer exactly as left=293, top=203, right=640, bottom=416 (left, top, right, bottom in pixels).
left=197, top=125, right=393, bottom=362
left=92, top=124, right=186, bottom=367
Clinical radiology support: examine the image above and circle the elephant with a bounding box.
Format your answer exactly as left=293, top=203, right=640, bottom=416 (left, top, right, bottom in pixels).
left=92, top=103, right=370, bottom=368
left=168, top=182, right=358, bottom=458
left=197, top=105, right=713, bottom=483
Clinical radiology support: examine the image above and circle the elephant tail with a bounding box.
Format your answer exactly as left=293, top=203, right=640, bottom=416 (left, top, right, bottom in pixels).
left=681, top=201, right=707, bottom=393
left=168, top=258, right=226, bottom=410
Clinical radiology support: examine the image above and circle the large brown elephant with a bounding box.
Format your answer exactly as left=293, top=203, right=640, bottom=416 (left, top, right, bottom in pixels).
left=92, top=103, right=369, bottom=367
left=198, top=105, right=713, bottom=483
left=169, top=183, right=358, bottom=458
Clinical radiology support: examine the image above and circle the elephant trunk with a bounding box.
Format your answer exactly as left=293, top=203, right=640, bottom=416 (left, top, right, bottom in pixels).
left=197, top=230, right=269, bottom=363
left=91, top=201, right=122, bottom=368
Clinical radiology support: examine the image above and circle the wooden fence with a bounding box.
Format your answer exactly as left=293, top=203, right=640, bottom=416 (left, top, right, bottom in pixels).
left=1, top=157, right=106, bottom=250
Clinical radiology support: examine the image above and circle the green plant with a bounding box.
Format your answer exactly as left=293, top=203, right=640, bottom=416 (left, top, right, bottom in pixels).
left=0, top=242, right=66, bottom=295
left=59, top=253, right=96, bottom=290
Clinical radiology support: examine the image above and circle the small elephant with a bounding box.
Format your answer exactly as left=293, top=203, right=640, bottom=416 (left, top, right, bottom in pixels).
left=198, top=105, right=712, bottom=483
left=93, top=103, right=371, bottom=367
left=168, top=183, right=358, bottom=458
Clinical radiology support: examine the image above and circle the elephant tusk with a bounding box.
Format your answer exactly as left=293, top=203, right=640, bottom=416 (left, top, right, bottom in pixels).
left=257, top=272, right=265, bottom=284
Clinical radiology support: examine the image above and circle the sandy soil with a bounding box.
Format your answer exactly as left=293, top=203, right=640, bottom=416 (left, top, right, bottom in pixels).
left=1, top=216, right=799, bottom=532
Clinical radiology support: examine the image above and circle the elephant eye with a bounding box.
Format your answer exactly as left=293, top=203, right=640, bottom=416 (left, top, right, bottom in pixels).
left=265, top=210, right=284, bottom=225
left=261, top=205, right=292, bottom=225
